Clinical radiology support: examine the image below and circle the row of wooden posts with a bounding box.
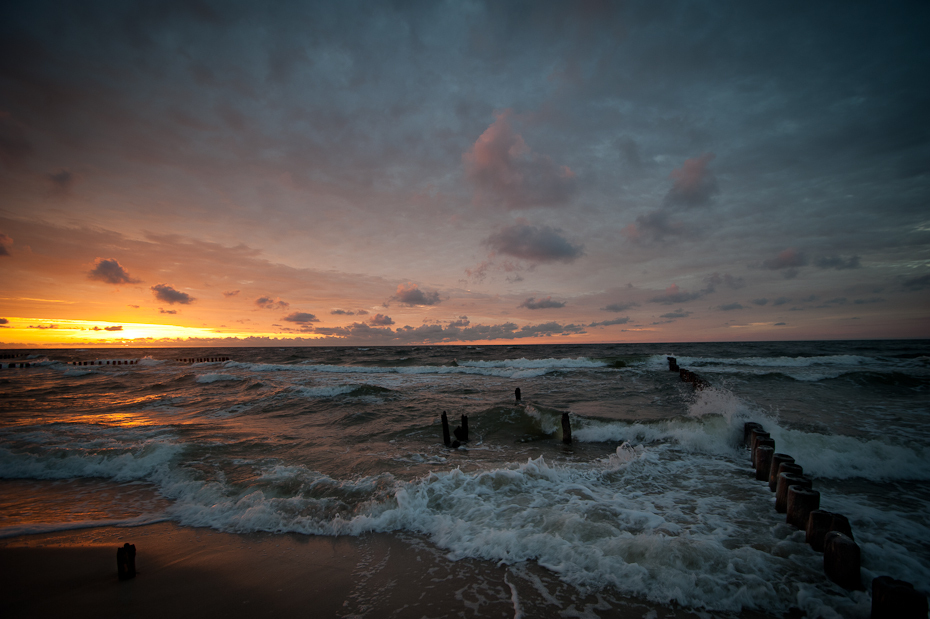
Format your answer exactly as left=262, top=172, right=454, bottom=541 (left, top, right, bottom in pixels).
left=670, top=356, right=925, bottom=617
left=1, top=362, right=35, bottom=369
left=746, top=421, right=927, bottom=617
left=176, top=357, right=231, bottom=363
left=69, top=360, right=139, bottom=366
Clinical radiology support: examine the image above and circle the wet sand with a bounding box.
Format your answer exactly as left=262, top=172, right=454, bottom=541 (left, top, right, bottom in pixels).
left=0, top=522, right=785, bottom=618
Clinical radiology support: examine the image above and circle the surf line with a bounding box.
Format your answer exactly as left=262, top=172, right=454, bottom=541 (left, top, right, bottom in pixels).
left=745, top=421, right=928, bottom=617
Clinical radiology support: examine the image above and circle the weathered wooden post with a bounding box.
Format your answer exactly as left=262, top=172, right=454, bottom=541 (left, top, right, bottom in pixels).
left=743, top=422, right=763, bottom=448
left=806, top=510, right=854, bottom=552
left=667, top=356, right=679, bottom=371
left=787, top=486, right=820, bottom=529
left=561, top=413, right=572, bottom=444
left=775, top=472, right=811, bottom=513
left=824, top=532, right=860, bottom=590
left=768, top=454, right=795, bottom=491
left=441, top=411, right=451, bottom=447
left=756, top=445, right=776, bottom=481
left=753, top=437, right=775, bottom=472
left=515, top=387, right=521, bottom=402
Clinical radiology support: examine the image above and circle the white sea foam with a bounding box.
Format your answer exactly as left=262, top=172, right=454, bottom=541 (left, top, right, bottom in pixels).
left=0, top=440, right=183, bottom=481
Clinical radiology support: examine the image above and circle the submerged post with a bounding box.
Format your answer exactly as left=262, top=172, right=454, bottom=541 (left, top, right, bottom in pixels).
left=515, top=387, right=521, bottom=402
left=441, top=411, right=451, bottom=447
left=667, top=356, right=679, bottom=371
left=561, top=413, right=572, bottom=445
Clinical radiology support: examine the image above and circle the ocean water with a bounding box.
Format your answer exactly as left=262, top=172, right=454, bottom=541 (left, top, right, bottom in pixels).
left=1, top=341, right=928, bottom=617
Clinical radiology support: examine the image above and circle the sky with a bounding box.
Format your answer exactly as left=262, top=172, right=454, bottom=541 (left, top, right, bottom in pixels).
left=1, top=0, right=928, bottom=347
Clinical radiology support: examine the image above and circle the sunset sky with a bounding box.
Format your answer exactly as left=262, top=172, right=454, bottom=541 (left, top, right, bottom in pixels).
left=1, top=1, right=928, bottom=347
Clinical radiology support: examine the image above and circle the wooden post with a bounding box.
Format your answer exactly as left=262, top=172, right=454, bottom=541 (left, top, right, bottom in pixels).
left=461, top=414, right=468, bottom=442
left=824, top=532, right=860, bottom=590
left=117, top=543, right=136, bottom=580
left=515, top=387, right=521, bottom=402
left=743, top=422, right=763, bottom=448
left=753, top=438, right=775, bottom=471
left=441, top=411, right=450, bottom=447
left=561, top=413, right=572, bottom=444
left=755, top=445, right=775, bottom=481
left=775, top=472, right=811, bottom=513
left=787, top=486, right=820, bottom=529
left=768, top=454, right=795, bottom=491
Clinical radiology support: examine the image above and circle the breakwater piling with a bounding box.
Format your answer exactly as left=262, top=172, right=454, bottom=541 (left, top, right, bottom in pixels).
left=176, top=357, right=231, bottom=363
left=742, top=422, right=926, bottom=607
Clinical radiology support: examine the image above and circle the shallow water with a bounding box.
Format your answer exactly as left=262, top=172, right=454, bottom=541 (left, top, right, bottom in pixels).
left=1, top=341, right=928, bottom=617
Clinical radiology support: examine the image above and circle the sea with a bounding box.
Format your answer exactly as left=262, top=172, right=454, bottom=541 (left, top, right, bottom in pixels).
left=0, top=340, right=928, bottom=618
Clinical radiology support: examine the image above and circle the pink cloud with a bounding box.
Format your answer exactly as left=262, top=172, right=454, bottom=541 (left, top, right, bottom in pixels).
left=665, top=153, right=718, bottom=207
left=463, top=109, right=576, bottom=208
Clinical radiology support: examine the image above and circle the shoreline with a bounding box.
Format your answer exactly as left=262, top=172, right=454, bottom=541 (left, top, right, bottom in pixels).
left=0, top=522, right=785, bottom=619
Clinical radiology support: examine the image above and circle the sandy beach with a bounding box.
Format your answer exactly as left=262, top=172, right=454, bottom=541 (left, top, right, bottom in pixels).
left=0, top=522, right=766, bottom=619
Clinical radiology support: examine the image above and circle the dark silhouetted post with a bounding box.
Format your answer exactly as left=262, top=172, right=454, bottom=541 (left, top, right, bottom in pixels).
left=667, top=357, right=679, bottom=371
left=768, top=454, right=795, bottom=491
left=117, top=543, right=136, bottom=580
left=441, top=411, right=450, bottom=447
left=824, top=532, right=860, bottom=590
left=787, top=486, right=820, bottom=529
left=561, top=413, right=572, bottom=444
left=743, top=422, right=763, bottom=448
left=515, top=387, right=521, bottom=402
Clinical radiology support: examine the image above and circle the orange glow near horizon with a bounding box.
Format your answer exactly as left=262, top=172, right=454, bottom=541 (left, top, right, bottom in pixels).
left=0, top=317, right=322, bottom=347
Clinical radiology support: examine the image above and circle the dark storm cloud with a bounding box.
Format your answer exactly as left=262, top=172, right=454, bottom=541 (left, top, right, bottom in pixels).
left=88, top=258, right=140, bottom=285
left=369, top=313, right=395, bottom=326
left=331, top=309, right=356, bottom=315
left=758, top=249, right=808, bottom=279
left=518, top=296, right=565, bottom=310
left=0, top=318, right=8, bottom=325
left=152, top=283, right=194, bottom=305
left=390, top=283, right=442, bottom=306
left=814, top=255, right=861, bottom=270
left=485, top=224, right=583, bottom=263
left=282, top=312, right=319, bottom=323
left=463, top=110, right=577, bottom=209
left=448, top=316, right=470, bottom=328
left=589, top=317, right=630, bottom=327
left=664, top=153, right=718, bottom=207
left=255, top=296, right=289, bottom=310
left=660, top=310, right=691, bottom=319
left=650, top=285, right=704, bottom=305
left=602, top=302, right=638, bottom=312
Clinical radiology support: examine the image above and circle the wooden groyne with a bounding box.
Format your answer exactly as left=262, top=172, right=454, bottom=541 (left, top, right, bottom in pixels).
left=744, top=421, right=929, bottom=616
